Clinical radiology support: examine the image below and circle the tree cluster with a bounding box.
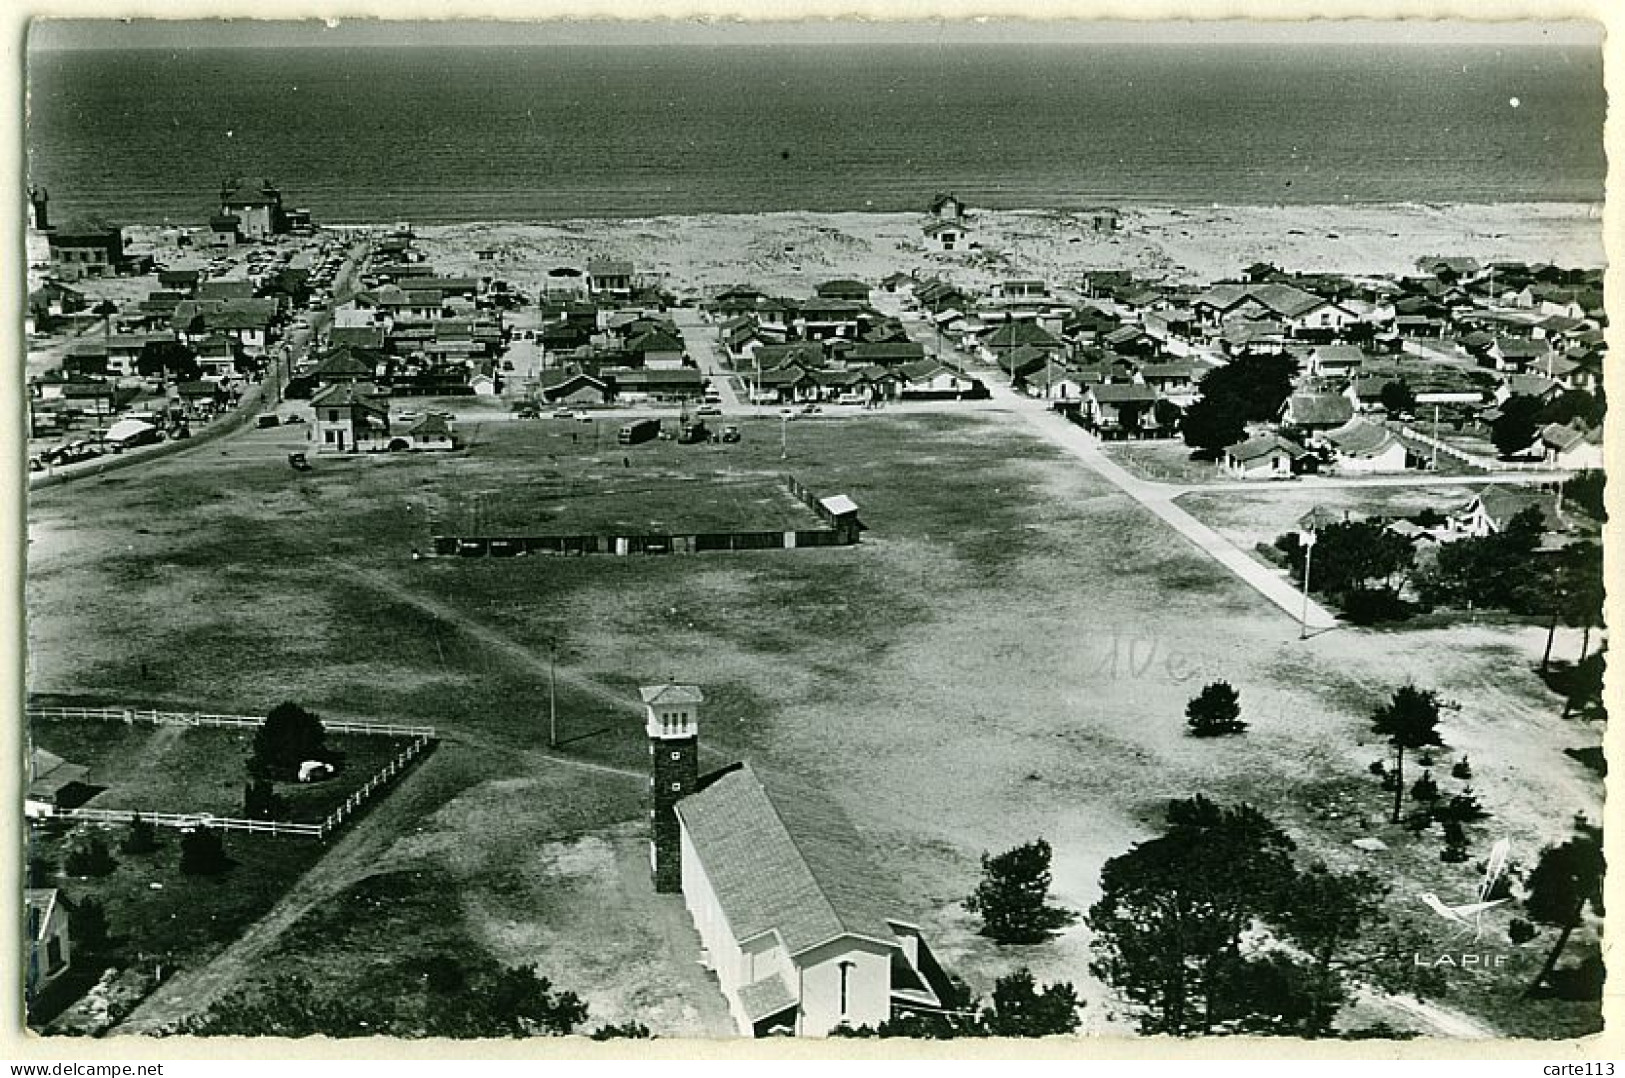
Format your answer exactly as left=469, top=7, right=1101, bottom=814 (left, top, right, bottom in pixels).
left=1181, top=351, right=1302, bottom=457
left=832, top=968, right=1082, bottom=1039
left=1415, top=506, right=1553, bottom=615
left=186, top=956, right=594, bottom=1039
left=1087, top=796, right=1411, bottom=1037
left=1274, top=520, right=1415, bottom=620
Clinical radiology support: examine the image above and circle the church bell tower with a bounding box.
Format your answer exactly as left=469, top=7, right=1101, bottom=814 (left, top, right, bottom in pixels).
left=642, top=684, right=702, bottom=893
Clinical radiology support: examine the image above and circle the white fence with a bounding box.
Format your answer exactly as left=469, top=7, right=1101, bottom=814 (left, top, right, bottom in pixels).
left=1391, top=424, right=1556, bottom=473
left=27, top=706, right=435, bottom=739
left=31, top=706, right=437, bottom=840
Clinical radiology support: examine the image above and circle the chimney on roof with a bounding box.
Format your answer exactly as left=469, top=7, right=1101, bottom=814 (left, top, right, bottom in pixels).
left=28, top=186, right=48, bottom=231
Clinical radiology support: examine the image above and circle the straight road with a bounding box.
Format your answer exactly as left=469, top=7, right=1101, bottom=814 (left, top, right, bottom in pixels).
left=670, top=307, right=743, bottom=410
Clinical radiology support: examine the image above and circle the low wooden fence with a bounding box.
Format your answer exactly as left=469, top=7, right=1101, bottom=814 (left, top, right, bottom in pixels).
left=30, top=707, right=436, bottom=841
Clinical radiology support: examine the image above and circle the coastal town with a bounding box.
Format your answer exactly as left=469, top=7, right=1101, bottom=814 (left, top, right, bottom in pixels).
left=23, top=178, right=1607, bottom=1042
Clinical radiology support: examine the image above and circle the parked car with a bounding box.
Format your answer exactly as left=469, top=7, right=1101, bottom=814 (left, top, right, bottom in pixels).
left=778, top=408, right=798, bottom=421
left=574, top=410, right=592, bottom=422
left=696, top=404, right=722, bottom=417
left=720, top=425, right=741, bottom=443
left=800, top=403, right=822, bottom=414
left=554, top=408, right=575, bottom=420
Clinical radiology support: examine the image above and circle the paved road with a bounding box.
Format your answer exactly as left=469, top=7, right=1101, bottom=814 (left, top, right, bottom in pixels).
left=670, top=307, right=743, bottom=410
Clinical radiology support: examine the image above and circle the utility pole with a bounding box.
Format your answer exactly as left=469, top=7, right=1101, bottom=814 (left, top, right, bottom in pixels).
left=1298, top=527, right=1317, bottom=640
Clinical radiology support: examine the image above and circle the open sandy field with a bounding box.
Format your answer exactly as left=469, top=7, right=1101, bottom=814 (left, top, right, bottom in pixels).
left=373, top=202, right=1606, bottom=300
left=27, top=399, right=1603, bottom=1039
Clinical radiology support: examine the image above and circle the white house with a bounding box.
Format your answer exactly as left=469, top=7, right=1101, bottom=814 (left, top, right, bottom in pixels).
left=1540, top=422, right=1604, bottom=470
left=1323, top=418, right=1408, bottom=474
left=25, top=888, right=71, bottom=1003
left=922, top=219, right=966, bottom=252
left=1223, top=433, right=1312, bottom=479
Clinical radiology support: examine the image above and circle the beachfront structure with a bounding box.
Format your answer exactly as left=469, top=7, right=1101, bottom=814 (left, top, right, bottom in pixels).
left=219, top=177, right=286, bottom=240
left=927, top=192, right=964, bottom=222
left=922, top=219, right=965, bottom=252
left=644, top=684, right=948, bottom=1037
left=47, top=218, right=126, bottom=280
left=588, top=260, right=635, bottom=301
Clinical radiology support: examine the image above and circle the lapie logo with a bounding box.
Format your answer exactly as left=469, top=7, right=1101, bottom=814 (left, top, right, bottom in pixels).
left=1412, top=838, right=1512, bottom=972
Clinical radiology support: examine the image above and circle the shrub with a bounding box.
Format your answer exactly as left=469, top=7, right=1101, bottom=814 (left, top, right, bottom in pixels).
left=1440, top=819, right=1470, bottom=863
left=180, top=827, right=231, bottom=876
left=64, top=833, right=117, bottom=878
left=1409, top=771, right=1440, bottom=804
left=122, top=814, right=159, bottom=855
left=1451, top=757, right=1473, bottom=781
left=1367, top=760, right=1387, bottom=777
left=243, top=779, right=286, bottom=821
left=1508, top=918, right=1537, bottom=945
left=71, top=896, right=110, bottom=955
left=1435, top=789, right=1489, bottom=824
left=1340, top=587, right=1412, bottom=625
left=1185, top=681, right=1246, bottom=737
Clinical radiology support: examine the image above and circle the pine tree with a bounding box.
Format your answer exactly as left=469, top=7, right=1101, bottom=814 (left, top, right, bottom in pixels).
left=1370, top=686, right=1446, bottom=824
left=965, top=839, right=1076, bottom=944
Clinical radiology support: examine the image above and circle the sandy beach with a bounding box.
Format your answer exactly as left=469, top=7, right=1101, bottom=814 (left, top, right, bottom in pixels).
left=368, top=202, right=1608, bottom=299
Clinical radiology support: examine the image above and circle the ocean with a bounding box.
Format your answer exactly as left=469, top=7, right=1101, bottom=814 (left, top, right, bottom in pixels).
left=24, top=42, right=1606, bottom=225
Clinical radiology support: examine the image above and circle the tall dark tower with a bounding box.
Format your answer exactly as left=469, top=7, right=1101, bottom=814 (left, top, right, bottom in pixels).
left=28, top=186, right=48, bottom=232
left=641, top=683, right=702, bottom=894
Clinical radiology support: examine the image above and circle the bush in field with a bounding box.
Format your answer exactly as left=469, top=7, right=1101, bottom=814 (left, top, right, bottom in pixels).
left=242, top=779, right=287, bottom=821
left=1440, top=819, right=1470, bottom=863
left=1451, top=757, right=1473, bottom=781
left=180, top=827, right=231, bottom=876
left=1509, top=918, right=1537, bottom=946
left=1409, top=772, right=1439, bottom=806
left=64, top=833, right=117, bottom=878
left=122, top=814, right=159, bottom=855
left=1185, top=681, right=1246, bottom=737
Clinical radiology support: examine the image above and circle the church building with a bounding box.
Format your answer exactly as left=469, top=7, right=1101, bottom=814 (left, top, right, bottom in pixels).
left=642, top=684, right=950, bottom=1037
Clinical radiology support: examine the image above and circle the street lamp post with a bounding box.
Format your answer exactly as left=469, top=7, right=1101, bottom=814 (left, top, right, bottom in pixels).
left=1298, top=527, right=1318, bottom=640
left=780, top=413, right=788, bottom=461
left=548, top=642, right=558, bottom=749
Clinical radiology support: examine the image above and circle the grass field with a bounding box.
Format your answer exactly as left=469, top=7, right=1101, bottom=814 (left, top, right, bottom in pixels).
left=26, top=404, right=1603, bottom=1038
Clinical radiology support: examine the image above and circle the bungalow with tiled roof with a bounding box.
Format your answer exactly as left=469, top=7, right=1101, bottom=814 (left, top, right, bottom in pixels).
left=897, top=359, right=980, bottom=399
left=1015, top=359, right=1084, bottom=401
left=539, top=370, right=611, bottom=406
left=1539, top=422, right=1603, bottom=470
left=1278, top=393, right=1355, bottom=434
left=1323, top=418, right=1408, bottom=474
left=1223, top=433, right=1313, bottom=479
left=1079, top=382, right=1161, bottom=438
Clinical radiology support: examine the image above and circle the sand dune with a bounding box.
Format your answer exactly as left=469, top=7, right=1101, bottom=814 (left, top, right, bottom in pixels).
left=393, top=202, right=1604, bottom=300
